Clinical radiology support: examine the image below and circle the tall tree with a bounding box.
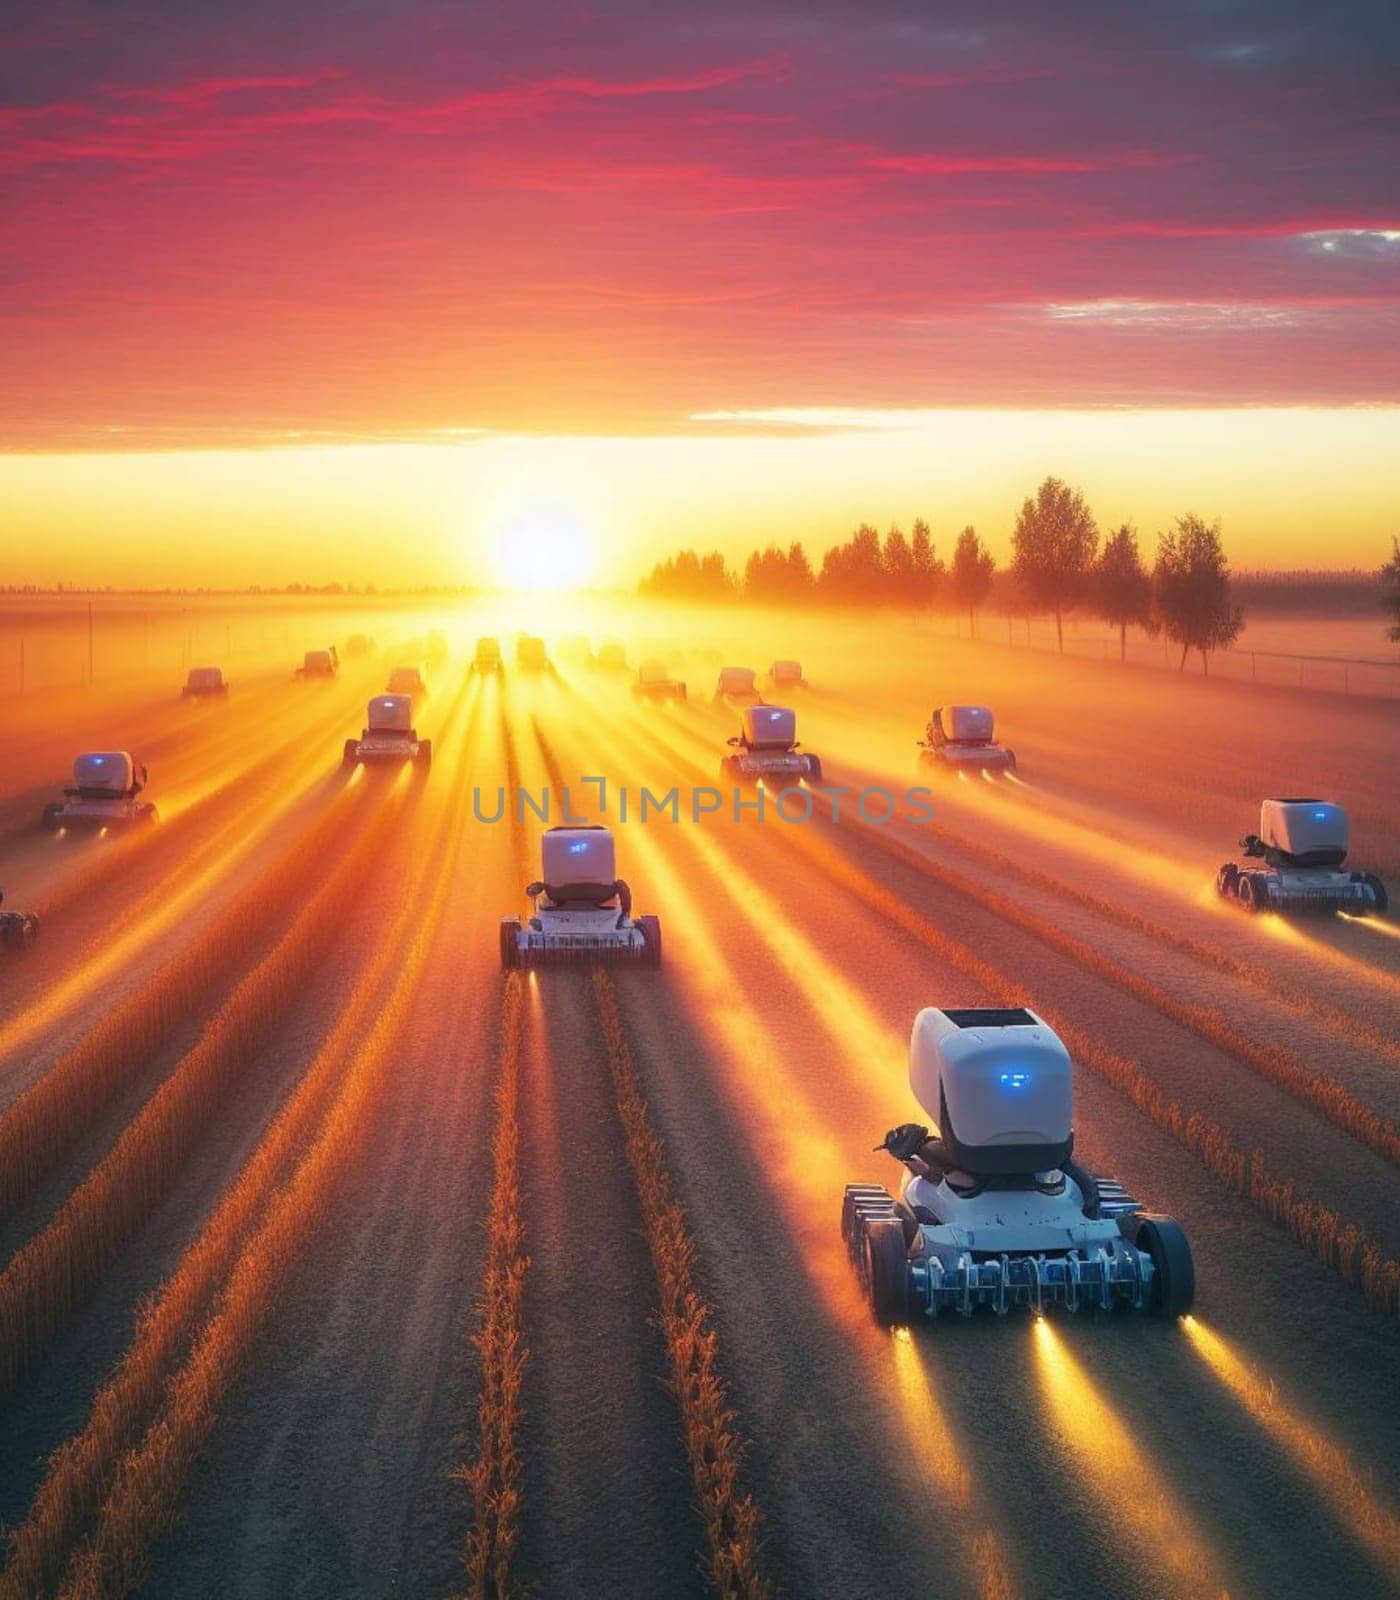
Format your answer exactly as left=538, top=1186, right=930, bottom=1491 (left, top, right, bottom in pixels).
left=1381, top=537, right=1400, bottom=645
left=1152, top=514, right=1244, bottom=673
left=786, top=540, right=814, bottom=596
left=950, top=525, right=996, bottom=636
left=883, top=524, right=914, bottom=596
left=1095, top=523, right=1154, bottom=661
left=909, top=518, right=945, bottom=605
left=1011, top=476, right=1099, bottom=652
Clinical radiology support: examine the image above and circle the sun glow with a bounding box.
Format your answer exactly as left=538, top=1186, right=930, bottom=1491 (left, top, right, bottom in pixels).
left=495, top=512, right=594, bottom=592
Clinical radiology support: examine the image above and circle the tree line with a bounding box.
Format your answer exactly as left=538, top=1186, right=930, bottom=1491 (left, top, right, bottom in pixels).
left=640, top=476, right=1252, bottom=672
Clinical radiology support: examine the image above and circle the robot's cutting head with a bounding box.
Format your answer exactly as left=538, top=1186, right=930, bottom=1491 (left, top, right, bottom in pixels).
left=910, top=1007, right=1073, bottom=1176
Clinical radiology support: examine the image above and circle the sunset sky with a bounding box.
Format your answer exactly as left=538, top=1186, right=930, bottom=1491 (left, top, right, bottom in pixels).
left=2, top=1, right=1398, bottom=585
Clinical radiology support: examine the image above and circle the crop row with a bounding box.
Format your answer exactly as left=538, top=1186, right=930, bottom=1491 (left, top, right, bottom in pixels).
left=456, top=972, right=529, bottom=1600
left=592, top=968, right=771, bottom=1600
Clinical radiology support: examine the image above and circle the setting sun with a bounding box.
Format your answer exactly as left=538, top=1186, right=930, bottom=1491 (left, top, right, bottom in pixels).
left=495, top=511, right=595, bottom=592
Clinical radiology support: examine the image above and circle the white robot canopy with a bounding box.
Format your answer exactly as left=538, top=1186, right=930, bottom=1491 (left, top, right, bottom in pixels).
left=540, top=826, right=617, bottom=898
left=946, top=706, right=995, bottom=743
left=910, top=1006, right=1073, bottom=1176
left=74, top=752, right=135, bottom=793
left=717, top=667, right=757, bottom=694
left=367, top=695, right=413, bottom=732
left=742, top=705, right=796, bottom=749
left=1260, top=798, right=1349, bottom=864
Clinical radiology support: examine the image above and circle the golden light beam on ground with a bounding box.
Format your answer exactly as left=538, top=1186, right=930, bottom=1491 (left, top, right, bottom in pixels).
left=890, top=1329, right=1017, bottom=1600
left=1256, top=911, right=1400, bottom=994
left=682, top=823, right=909, bottom=1082
left=0, top=747, right=359, bottom=1064
left=1032, top=1321, right=1232, bottom=1599
left=1339, top=911, right=1400, bottom=942
left=1182, top=1317, right=1400, bottom=1586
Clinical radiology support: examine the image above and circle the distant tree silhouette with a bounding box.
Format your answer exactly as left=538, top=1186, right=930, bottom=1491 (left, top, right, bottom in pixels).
left=818, top=523, right=884, bottom=603
left=910, top=519, right=946, bottom=603
left=884, top=524, right=914, bottom=590
left=1011, top=476, right=1099, bottom=652
left=639, top=548, right=738, bottom=601
left=1095, top=523, right=1154, bottom=661
left=785, top=540, right=814, bottom=594
left=743, top=542, right=815, bottom=604
left=1382, top=538, right=1400, bottom=645
left=1153, top=514, right=1244, bottom=673
left=950, top=526, right=996, bottom=635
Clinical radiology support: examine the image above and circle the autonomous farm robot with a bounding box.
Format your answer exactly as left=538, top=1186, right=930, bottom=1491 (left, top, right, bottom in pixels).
left=1217, top=799, right=1387, bottom=916
left=296, top=647, right=339, bottom=678
left=41, top=752, right=159, bottom=833
left=721, top=705, right=822, bottom=787
left=917, top=705, right=1017, bottom=776
left=713, top=666, right=763, bottom=707
left=386, top=664, right=427, bottom=698
left=595, top=642, right=629, bottom=674
left=342, top=696, right=431, bottom=771
left=767, top=658, right=808, bottom=692
left=182, top=665, right=228, bottom=699
left=633, top=659, right=687, bottom=703
left=0, top=891, right=39, bottom=951
left=843, top=1006, right=1194, bottom=1326
left=501, top=825, right=660, bottom=968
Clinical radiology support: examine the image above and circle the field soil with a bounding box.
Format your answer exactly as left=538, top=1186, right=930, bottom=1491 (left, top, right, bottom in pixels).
left=1, top=606, right=1398, bottom=1600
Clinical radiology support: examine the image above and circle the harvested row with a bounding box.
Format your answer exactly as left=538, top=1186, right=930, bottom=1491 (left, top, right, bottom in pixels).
left=601, top=703, right=1400, bottom=1317
left=455, top=687, right=532, bottom=1599
left=0, top=777, right=418, bottom=1394
left=0, top=696, right=482, bottom=1600
left=455, top=973, right=529, bottom=1600
left=42, top=730, right=472, bottom=1600
left=0, top=777, right=373, bottom=1213
left=591, top=969, right=771, bottom=1600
